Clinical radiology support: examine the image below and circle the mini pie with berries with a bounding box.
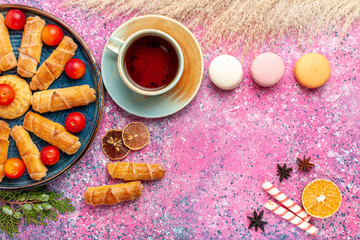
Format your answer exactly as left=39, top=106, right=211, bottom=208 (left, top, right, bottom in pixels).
left=0, top=75, right=31, bottom=119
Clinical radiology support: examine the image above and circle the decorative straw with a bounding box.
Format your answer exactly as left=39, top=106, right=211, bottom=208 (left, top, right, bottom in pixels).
left=262, top=180, right=311, bottom=222
left=265, top=200, right=318, bottom=236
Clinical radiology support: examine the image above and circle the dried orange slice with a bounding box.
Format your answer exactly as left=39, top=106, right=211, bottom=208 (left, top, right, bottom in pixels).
left=101, top=129, right=130, bottom=161
left=122, top=122, right=150, bottom=150
left=302, top=179, right=342, bottom=218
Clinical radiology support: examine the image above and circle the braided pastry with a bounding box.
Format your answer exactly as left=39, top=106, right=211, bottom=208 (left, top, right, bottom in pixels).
left=0, top=121, right=10, bottom=182
left=10, top=126, right=48, bottom=181
left=30, top=36, right=78, bottom=90
left=17, top=16, right=45, bottom=78
left=107, top=162, right=165, bottom=181
left=23, top=112, right=81, bottom=155
left=0, top=14, right=17, bottom=73
left=32, top=85, right=96, bottom=113
left=84, top=181, right=143, bottom=206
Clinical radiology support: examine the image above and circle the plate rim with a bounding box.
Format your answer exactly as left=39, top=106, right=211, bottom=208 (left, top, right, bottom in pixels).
left=0, top=4, right=104, bottom=190
left=101, top=14, right=204, bottom=118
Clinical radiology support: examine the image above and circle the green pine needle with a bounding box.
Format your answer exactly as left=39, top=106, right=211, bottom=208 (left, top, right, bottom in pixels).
left=0, top=187, right=75, bottom=237
left=49, top=198, right=75, bottom=214
left=0, top=211, right=20, bottom=237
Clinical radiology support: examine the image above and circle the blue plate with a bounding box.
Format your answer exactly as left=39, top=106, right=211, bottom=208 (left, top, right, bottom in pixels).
left=0, top=5, right=103, bottom=190
left=101, top=15, right=203, bottom=118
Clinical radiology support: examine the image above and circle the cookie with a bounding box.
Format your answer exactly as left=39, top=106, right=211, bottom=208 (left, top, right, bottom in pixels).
left=0, top=75, right=32, bottom=119
left=251, top=52, right=284, bottom=87
left=294, top=53, right=331, bottom=89
left=209, top=55, right=243, bottom=90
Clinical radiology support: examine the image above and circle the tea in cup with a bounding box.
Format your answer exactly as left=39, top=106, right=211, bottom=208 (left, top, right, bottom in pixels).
left=106, top=29, right=184, bottom=96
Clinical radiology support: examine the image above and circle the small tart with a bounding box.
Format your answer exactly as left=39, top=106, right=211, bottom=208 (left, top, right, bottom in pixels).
left=0, top=75, right=32, bottom=119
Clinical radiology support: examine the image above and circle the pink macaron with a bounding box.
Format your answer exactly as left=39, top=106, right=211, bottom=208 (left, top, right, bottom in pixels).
left=250, top=52, right=285, bottom=87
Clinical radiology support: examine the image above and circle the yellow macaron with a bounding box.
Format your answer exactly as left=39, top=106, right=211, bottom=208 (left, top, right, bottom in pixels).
left=294, top=53, right=331, bottom=89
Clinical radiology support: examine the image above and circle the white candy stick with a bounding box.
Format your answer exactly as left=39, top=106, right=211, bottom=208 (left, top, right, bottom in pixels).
left=265, top=200, right=318, bottom=236
left=262, top=180, right=311, bottom=221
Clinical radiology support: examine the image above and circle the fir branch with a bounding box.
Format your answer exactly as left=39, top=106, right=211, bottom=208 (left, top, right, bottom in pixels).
left=38, top=210, right=59, bottom=224
left=49, top=198, right=75, bottom=214
left=47, top=192, right=75, bottom=214
left=23, top=210, right=45, bottom=227
left=0, top=191, right=19, bottom=202
left=0, top=187, right=75, bottom=237
left=0, top=211, right=20, bottom=238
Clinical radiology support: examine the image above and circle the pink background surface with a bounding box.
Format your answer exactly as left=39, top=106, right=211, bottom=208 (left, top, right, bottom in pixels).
left=1, top=1, right=360, bottom=239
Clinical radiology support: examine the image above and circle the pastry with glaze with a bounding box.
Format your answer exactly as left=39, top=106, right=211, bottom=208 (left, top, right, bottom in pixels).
left=0, top=14, right=17, bottom=73
left=30, top=36, right=78, bottom=91
left=17, top=16, right=45, bottom=78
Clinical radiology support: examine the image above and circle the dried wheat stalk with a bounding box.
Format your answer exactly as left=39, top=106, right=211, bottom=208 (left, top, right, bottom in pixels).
left=64, top=0, right=360, bottom=55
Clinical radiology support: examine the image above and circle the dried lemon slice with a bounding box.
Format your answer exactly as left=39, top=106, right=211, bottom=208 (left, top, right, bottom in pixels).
left=122, top=122, right=150, bottom=150
left=101, top=129, right=130, bottom=161
left=302, top=179, right=342, bottom=218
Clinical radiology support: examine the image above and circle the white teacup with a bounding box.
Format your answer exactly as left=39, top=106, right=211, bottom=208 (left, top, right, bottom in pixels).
left=106, top=29, right=184, bottom=96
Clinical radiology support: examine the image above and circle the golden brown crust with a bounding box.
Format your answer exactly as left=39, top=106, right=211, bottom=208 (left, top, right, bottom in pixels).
left=30, top=36, right=78, bottom=90
left=10, top=125, right=47, bottom=181
left=17, top=16, right=45, bottom=78
left=0, top=75, right=32, bottom=119
left=32, top=85, right=96, bottom=113
left=0, top=121, right=10, bottom=182
left=107, top=162, right=165, bottom=181
left=23, top=112, right=81, bottom=155
left=0, top=14, right=17, bottom=73
left=84, top=181, right=143, bottom=206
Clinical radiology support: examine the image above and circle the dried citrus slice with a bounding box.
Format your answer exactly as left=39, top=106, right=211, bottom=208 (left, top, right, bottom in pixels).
left=122, top=122, right=150, bottom=150
left=101, top=129, right=130, bottom=161
left=302, top=179, right=342, bottom=218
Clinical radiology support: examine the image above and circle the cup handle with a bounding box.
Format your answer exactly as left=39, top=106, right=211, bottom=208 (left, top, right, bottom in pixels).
left=106, top=36, right=125, bottom=54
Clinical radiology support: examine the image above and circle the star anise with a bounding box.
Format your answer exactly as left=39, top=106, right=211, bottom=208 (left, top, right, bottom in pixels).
left=277, top=163, right=293, bottom=182
left=247, top=210, right=267, bottom=232
left=297, top=156, right=315, bottom=172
